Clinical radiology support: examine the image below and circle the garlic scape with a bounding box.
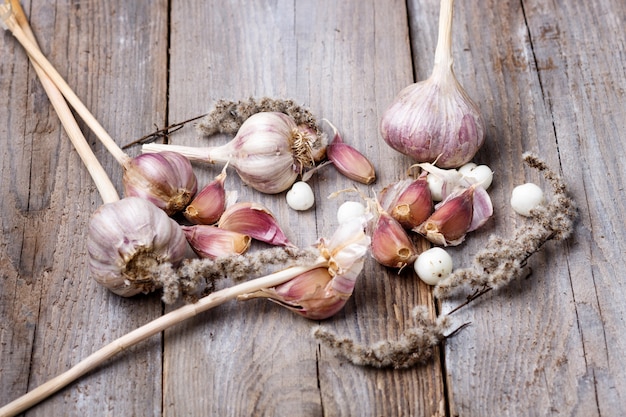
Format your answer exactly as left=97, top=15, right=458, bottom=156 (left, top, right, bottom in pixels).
left=380, top=0, right=485, bottom=168
left=143, top=112, right=324, bottom=194
left=88, top=197, right=189, bottom=297
left=239, top=217, right=370, bottom=319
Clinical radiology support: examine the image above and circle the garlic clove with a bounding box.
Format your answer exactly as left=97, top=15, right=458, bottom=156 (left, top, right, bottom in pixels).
left=414, top=247, right=453, bottom=285
left=218, top=201, right=293, bottom=247
left=182, top=225, right=250, bottom=259
left=459, top=163, right=493, bottom=190
left=468, top=184, right=493, bottom=232
left=183, top=166, right=228, bottom=225
left=87, top=197, right=189, bottom=296
left=415, top=186, right=474, bottom=246
left=370, top=210, right=418, bottom=270
left=511, top=182, right=545, bottom=216
left=239, top=215, right=370, bottom=320
left=418, top=162, right=463, bottom=201
left=325, top=121, right=376, bottom=184
left=238, top=267, right=349, bottom=320
left=123, top=151, right=198, bottom=216
left=336, top=201, right=367, bottom=224
left=379, top=176, right=433, bottom=230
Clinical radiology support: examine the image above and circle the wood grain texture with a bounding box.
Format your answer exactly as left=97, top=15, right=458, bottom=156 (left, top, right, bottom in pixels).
left=1, top=1, right=168, bottom=416
left=1, top=0, right=625, bottom=416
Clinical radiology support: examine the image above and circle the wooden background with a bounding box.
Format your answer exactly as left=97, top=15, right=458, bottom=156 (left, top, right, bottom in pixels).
left=1, top=0, right=625, bottom=415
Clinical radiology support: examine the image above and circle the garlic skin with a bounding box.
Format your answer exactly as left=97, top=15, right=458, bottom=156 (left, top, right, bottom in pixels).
left=123, top=151, right=198, bottom=216
left=415, top=186, right=474, bottom=246
left=184, top=167, right=227, bottom=225
left=182, top=225, right=251, bottom=259
left=218, top=202, right=293, bottom=247
left=379, top=0, right=485, bottom=168
left=87, top=197, right=189, bottom=297
left=143, top=112, right=323, bottom=194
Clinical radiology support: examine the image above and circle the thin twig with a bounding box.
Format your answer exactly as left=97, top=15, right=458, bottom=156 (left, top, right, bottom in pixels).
left=446, top=286, right=492, bottom=315
left=5, top=0, right=119, bottom=204
left=121, top=113, right=208, bottom=149
left=0, top=260, right=326, bottom=417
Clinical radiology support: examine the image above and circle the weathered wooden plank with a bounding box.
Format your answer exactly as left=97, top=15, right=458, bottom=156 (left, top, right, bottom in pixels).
left=0, top=1, right=168, bottom=415
left=405, top=0, right=626, bottom=415
left=165, top=0, right=443, bottom=416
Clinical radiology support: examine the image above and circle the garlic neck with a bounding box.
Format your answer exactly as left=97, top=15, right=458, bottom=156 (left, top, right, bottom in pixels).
left=432, top=0, right=455, bottom=74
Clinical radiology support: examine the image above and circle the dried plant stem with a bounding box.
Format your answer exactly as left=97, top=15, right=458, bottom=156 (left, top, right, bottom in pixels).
left=5, top=0, right=119, bottom=204
left=0, top=260, right=326, bottom=417
left=0, top=1, right=130, bottom=166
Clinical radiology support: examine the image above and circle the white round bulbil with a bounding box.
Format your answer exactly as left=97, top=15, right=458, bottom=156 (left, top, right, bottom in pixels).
left=286, top=181, right=315, bottom=211
left=510, top=182, right=544, bottom=216
left=459, top=163, right=493, bottom=189
left=336, top=201, right=366, bottom=224
left=414, top=247, right=453, bottom=286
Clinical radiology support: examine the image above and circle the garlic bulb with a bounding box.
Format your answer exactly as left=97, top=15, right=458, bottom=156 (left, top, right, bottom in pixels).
left=123, top=151, right=198, bottom=216
left=143, top=112, right=325, bottom=194
left=87, top=197, right=189, bottom=297
left=379, top=0, right=484, bottom=168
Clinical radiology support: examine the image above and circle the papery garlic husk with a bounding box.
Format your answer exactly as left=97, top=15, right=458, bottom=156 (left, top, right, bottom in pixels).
left=378, top=175, right=433, bottom=229
left=298, top=123, right=327, bottom=162
left=379, top=0, right=485, bottom=168
left=370, top=209, right=418, bottom=270
left=182, top=225, right=251, bottom=259
left=123, top=151, right=198, bottom=216
left=414, top=186, right=475, bottom=246
left=87, top=197, right=189, bottom=297
left=417, top=162, right=464, bottom=201
left=183, top=166, right=228, bottom=225
left=218, top=201, right=293, bottom=247
left=239, top=216, right=370, bottom=320
left=142, top=112, right=324, bottom=194
left=326, top=121, right=376, bottom=184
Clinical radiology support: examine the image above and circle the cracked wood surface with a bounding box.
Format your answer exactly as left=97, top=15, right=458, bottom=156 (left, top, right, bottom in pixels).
left=1, top=0, right=624, bottom=416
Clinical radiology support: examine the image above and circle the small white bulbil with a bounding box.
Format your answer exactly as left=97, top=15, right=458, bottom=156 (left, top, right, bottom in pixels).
left=336, top=201, right=366, bottom=224
left=286, top=181, right=315, bottom=211
left=511, top=182, right=545, bottom=216
left=414, top=247, right=453, bottom=285
left=459, top=163, right=493, bottom=189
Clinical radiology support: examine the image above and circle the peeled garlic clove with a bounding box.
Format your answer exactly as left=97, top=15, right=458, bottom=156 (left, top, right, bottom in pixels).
left=511, top=182, right=544, bottom=216
left=182, top=225, right=250, bottom=259
left=286, top=181, right=315, bottom=211
left=370, top=211, right=418, bottom=270
left=123, top=151, right=198, bottom=216
left=336, top=201, right=366, bottom=224
left=218, top=202, right=293, bottom=246
left=379, top=176, right=433, bottom=230
left=459, top=163, right=493, bottom=189
left=415, top=186, right=474, bottom=246
left=87, top=197, right=189, bottom=297
left=184, top=167, right=228, bottom=225
left=414, top=247, right=453, bottom=285
left=418, top=162, right=463, bottom=201
left=326, top=122, right=376, bottom=184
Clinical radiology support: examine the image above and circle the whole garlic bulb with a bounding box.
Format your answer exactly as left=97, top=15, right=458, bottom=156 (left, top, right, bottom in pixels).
left=87, top=197, right=189, bottom=297
left=123, top=151, right=198, bottom=216
left=142, top=112, right=324, bottom=194
left=379, top=0, right=484, bottom=168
